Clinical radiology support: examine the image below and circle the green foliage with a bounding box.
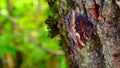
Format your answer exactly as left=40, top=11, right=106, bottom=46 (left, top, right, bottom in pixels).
left=0, top=0, right=66, bottom=68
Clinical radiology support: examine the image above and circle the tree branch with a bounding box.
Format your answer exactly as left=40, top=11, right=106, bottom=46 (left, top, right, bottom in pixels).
left=28, top=37, right=64, bottom=56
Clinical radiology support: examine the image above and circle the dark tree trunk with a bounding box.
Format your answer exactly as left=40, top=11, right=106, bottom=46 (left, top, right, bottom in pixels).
left=46, top=0, right=120, bottom=68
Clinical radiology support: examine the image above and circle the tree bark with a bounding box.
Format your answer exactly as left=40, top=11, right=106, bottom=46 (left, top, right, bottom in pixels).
left=46, top=0, right=120, bottom=68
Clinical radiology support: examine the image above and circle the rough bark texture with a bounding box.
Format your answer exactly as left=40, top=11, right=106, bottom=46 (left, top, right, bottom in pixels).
left=46, top=0, right=120, bottom=68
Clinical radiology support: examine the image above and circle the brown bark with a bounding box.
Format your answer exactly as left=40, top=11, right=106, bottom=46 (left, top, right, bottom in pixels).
left=47, top=0, right=120, bottom=68
left=6, top=53, right=15, bottom=68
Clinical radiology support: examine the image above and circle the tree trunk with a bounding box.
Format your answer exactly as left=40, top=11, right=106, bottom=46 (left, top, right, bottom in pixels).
left=46, top=0, right=120, bottom=68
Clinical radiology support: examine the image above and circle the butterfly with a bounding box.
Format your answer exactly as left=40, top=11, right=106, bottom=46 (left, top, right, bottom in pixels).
left=66, top=10, right=93, bottom=53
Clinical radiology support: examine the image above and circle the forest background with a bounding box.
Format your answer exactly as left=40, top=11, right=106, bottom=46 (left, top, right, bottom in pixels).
left=0, top=0, right=66, bottom=68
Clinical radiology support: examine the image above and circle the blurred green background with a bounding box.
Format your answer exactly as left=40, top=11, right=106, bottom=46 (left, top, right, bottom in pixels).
left=0, top=0, right=66, bottom=68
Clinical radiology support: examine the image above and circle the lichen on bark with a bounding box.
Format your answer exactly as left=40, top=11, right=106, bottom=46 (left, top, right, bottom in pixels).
left=46, top=0, right=120, bottom=68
